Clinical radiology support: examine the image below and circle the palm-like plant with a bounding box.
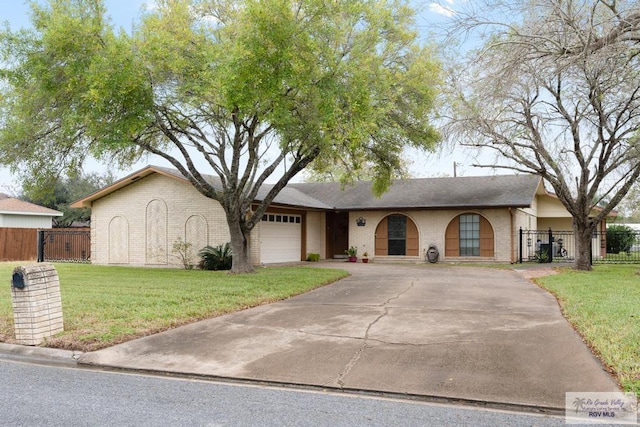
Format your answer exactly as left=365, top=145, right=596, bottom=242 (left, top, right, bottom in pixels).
left=198, top=243, right=233, bottom=271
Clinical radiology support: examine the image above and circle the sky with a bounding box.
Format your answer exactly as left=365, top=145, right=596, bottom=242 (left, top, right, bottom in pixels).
left=0, top=0, right=488, bottom=194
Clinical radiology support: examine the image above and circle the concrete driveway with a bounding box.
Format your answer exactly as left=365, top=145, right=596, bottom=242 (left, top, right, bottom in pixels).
left=79, top=263, right=620, bottom=409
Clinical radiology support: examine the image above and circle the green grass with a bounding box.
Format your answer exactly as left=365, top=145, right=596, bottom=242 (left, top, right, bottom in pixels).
left=536, top=265, right=640, bottom=394
left=0, top=263, right=348, bottom=351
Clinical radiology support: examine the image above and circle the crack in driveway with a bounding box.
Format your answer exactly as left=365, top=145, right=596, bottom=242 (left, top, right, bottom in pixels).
left=333, top=281, right=415, bottom=388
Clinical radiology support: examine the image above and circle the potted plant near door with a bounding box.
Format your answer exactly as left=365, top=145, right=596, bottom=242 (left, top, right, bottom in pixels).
left=361, top=252, right=369, bottom=263
left=346, top=246, right=358, bottom=262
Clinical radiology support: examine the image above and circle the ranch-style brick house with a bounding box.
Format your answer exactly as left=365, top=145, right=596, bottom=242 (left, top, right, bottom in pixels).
left=71, top=165, right=608, bottom=266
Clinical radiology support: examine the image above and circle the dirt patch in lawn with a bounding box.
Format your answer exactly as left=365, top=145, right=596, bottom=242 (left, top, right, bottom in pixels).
left=513, top=267, right=560, bottom=280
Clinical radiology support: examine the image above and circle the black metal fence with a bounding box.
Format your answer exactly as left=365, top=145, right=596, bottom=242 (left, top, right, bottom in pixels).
left=37, top=228, right=91, bottom=263
left=519, top=228, right=640, bottom=264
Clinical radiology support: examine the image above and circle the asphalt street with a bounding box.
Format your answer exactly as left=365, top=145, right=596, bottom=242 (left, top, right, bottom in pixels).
left=1, top=359, right=568, bottom=427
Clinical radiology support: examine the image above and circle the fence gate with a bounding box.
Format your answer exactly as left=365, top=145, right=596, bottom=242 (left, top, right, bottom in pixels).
left=519, top=228, right=640, bottom=264
left=37, top=228, right=91, bottom=263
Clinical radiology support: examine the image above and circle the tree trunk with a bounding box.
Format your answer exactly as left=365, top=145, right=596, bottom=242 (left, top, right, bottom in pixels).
left=226, top=215, right=255, bottom=274
left=573, top=223, right=594, bottom=271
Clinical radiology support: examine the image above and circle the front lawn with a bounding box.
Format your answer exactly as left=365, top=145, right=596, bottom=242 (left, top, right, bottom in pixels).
left=0, top=263, right=348, bottom=351
left=535, top=265, right=640, bottom=394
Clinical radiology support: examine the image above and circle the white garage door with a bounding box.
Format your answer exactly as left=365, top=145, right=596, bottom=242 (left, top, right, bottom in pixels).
left=259, top=213, right=302, bottom=263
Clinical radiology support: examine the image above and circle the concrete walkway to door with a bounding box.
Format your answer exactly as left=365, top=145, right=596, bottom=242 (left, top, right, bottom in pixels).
left=79, top=263, right=620, bottom=409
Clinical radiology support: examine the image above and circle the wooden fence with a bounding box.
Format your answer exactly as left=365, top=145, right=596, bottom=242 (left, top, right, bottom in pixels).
left=0, top=228, right=38, bottom=261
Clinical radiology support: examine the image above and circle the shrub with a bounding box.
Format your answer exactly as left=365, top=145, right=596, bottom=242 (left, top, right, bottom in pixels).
left=306, top=253, right=320, bottom=262
left=606, top=225, right=637, bottom=254
left=171, top=237, right=195, bottom=269
left=198, top=243, right=233, bottom=270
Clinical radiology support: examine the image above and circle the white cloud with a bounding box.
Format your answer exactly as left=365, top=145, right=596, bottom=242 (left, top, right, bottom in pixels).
left=428, top=3, right=456, bottom=17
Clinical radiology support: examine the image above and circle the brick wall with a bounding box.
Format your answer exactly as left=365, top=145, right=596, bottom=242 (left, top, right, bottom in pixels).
left=349, top=208, right=516, bottom=263
left=91, top=173, right=229, bottom=267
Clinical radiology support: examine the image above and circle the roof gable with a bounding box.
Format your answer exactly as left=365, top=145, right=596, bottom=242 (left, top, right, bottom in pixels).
left=70, top=166, right=191, bottom=208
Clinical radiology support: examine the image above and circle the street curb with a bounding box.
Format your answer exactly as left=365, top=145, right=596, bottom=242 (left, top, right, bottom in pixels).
left=77, top=359, right=567, bottom=417
left=0, top=342, right=82, bottom=368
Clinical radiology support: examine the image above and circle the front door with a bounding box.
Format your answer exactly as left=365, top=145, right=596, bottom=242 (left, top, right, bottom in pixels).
left=326, top=211, right=349, bottom=258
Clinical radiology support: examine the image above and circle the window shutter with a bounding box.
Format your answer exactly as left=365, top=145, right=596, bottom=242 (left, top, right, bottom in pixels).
left=445, top=216, right=459, bottom=257
left=375, top=217, right=388, bottom=256
left=406, top=218, right=419, bottom=256
left=479, top=216, right=494, bottom=257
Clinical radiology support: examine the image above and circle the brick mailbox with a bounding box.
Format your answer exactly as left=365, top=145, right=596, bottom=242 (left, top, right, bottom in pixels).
left=10, top=263, right=64, bottom=346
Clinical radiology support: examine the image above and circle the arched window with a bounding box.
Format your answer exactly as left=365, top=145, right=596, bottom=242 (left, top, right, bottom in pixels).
left=445, top=213, right=494, bottom=257
left=375, top=214, right=419, bottom=256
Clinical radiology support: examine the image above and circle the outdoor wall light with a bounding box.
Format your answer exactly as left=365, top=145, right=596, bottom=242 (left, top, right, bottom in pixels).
left=527, top=237, right=532, bottom=247
left=356, top=217, right=366, bottom=227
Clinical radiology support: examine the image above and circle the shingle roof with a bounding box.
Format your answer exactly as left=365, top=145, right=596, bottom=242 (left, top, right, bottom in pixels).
left=251, top=186, right=328, bottom=209
left=287, top=174, right=541, bottom=210
left=0, top=193, right=63, bottom=216
left=71, top=165, right=542, bottom=211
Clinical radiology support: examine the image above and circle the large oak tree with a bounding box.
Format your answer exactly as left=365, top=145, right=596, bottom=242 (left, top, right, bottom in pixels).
left=446, top=0, right=640, bottom=270
left=0, top=0, right=440, bottom=272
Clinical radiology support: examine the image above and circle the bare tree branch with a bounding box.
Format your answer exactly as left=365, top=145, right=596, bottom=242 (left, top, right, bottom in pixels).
left=446, top=0, right=640, bottom=269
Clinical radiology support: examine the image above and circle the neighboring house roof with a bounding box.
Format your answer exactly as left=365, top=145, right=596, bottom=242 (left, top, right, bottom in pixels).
left=70, top=165, right=542, bottom=211
left=0, top=193, right=63, bottom=217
